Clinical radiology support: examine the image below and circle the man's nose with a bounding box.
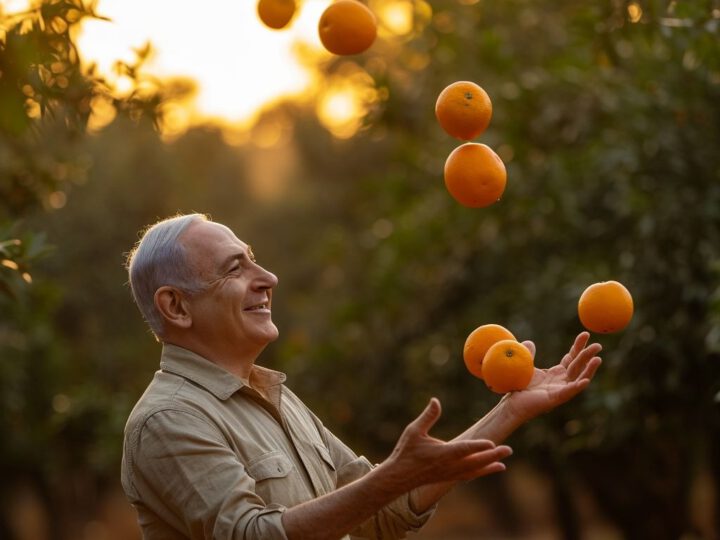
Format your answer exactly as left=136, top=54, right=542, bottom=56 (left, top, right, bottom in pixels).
left=255, top=265, right=278, bottom=289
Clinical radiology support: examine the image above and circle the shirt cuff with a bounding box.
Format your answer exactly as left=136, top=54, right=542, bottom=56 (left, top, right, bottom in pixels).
left=404, top=490, right=437, bottom=528
left=241, top=504, right=289, bottom=540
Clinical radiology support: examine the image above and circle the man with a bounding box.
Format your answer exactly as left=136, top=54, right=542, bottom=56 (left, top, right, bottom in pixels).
left=121, top=213, right=602, bottom=539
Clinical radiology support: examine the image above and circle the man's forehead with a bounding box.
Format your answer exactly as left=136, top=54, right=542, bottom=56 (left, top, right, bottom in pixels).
left=181, top=221, right=247, bottom=254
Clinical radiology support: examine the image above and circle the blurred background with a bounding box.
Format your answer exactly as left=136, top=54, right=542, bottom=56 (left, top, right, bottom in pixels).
left=1, top=0, right=719, bottom=538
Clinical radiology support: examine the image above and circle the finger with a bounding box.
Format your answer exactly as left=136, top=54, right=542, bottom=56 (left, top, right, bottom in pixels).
left=559, top=358, right=603, bottom=399
left=461, top=461, right=507, bottom=482
left=567, top=344, right=602, bottom=380
left=408, top=397, right=442, bottom=436
left=561, top=332, right=591, bottom=368
left=521, top=340, right=536, bottom=359
left=453, top=446, right=513, bottom=477
left=575, top=356, right=602, bottom=382
left=553, top=378, right=591, bottom=404
left=570, top=332, right=591, bottom=357
left=446, top=439, right=497, bottom=459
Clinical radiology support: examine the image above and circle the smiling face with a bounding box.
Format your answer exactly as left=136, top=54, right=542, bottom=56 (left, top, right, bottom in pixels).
left=179, top=220, right=279, bottom=359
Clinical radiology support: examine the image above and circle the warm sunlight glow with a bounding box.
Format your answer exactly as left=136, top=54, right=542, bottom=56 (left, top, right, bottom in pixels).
left=377, top=0, right=414, bottom=36
left=74, top=0, right=331, bottom=133
left=373, top=0, right=432, bottom=41
left=627, top=2, right=643, bottom=23
left=317, top=65, right=378, bottom=140
left=0, top=0, right=30, bottom=13
left=86, top=95, right=116, bottom=133
left=1, top=0, right=420, bottom=141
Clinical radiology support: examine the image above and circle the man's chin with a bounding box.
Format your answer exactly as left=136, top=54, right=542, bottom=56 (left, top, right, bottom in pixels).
left=260, top=323, right=280, bottom=344
left=242, top=322, right=280, bottom=349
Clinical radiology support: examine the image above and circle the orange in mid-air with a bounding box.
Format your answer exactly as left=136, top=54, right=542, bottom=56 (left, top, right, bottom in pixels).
left=578, top=280, right=634, bottom=334
left=482, top=340, right=534, bottom=394
left=463, top=324, right=516, bottom=379
left=318, top=0, right=377, bottom=56
left=444, top=143, right=507, bottom=207
left=257, top=0, right=297, bottom=30
left=435, top=81, right=493, bottom=141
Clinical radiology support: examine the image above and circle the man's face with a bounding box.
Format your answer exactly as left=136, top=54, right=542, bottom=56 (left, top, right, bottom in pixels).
left=180, top=220, right=279, bottom=353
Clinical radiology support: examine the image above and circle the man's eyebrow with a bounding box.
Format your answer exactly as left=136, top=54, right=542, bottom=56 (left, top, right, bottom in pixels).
left=220, top=247, right=254, bottom=269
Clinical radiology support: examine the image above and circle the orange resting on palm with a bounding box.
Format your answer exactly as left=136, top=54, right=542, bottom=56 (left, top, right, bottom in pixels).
left=482, top=340, right=534, bottom=394
left=444, top=143, right=507, bottom=208
left=435, top=81, right=493, bottom=141
left=578, top=280, right=634, bottom=334
left=318, top=0, right=377, bottom=56
left=463, top=324, right=516, bottom=380
left=257, top=0, right=296, bottom=30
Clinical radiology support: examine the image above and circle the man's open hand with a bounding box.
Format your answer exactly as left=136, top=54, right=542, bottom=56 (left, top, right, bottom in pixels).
left=506, top=332, right=603, bottom=423
left=382, top=398, right=512, bottom=494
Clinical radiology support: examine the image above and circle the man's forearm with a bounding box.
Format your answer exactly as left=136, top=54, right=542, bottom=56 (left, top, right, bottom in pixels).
left=455, top=394, right=526, bottom=445
left=282, top=463, right=402, bottom=540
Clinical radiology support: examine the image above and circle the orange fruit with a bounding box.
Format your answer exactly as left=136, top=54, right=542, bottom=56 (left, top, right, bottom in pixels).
left=463, top=324, right=516, bottom=379
left=578, top=280, right=634, bottom=334
left=257, top=0, right=296, bottom=30
left=482, top=340, right=534, bottom=394
left=444, top=143, right=507, bottom=208
left=435, top=81, right=493, bottom=140
left=318, top=0, right=377, bottom=56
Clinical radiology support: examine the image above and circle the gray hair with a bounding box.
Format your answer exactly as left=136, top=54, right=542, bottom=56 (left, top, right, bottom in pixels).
left=126, top=213, right=208, bottom=339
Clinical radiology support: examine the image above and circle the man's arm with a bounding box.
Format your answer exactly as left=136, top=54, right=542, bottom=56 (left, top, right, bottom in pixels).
left=408, top=331, right=603, bottom=513
left=282, top=397, right=512, bottom=540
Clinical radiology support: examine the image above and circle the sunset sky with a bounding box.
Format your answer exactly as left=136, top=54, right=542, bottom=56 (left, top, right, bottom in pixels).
left=1, top=0, right=421, bottom=138
left=75, top=0, right=332, bottom=128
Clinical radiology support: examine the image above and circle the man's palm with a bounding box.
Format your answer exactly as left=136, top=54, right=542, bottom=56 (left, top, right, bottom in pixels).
left=506, top=333, right=602, bottom=422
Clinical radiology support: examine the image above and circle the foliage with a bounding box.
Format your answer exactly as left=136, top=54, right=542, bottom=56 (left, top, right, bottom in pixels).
left=0, top=1, right=190, bottom=533
left=0, top=0, right=190, bottom=291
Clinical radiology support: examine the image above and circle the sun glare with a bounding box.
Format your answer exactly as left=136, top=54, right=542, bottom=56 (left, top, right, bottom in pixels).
left=317, top=64, right=378, bottom=139
left=2, top=0, right=429, bottom=141
left=0, top=0, right=29, bottom=12
left=73, top=0, right=331, bottom=133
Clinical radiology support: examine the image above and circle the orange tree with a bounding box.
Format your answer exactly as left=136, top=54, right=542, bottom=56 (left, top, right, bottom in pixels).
left=0, top=0, right=188, bottom=294
left=0, top=1, right=185, bottom=534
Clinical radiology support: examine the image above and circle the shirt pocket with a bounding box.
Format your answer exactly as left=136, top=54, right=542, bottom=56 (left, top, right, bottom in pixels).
left=246, top=450, right=294, bottom=481
left=246, top=450, right=303, bottom=506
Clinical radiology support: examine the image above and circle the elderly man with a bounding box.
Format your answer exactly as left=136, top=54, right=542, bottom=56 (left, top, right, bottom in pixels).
left=121, top=213, right=602, bottom=540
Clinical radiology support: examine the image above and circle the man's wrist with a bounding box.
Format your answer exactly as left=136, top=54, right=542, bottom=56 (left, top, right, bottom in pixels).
left=497, top=393, right=532, bottom=430
left=462, top=395, right=528, bottom=445
left=372, top=455, right=416, bottom=499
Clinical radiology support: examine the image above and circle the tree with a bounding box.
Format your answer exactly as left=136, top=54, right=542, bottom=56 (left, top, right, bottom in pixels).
left=0, top=0, right=189, bottom=296
left=0, top=1, right=190, bottom=536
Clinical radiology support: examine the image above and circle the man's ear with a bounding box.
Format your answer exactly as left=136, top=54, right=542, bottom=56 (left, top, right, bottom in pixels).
left=154, top=286, right=192, bottom=330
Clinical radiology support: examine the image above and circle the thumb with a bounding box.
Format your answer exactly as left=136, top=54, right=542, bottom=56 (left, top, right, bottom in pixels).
left=410, top=397, right=442, bottom=435
left=522, top=340, right=536, bottom=359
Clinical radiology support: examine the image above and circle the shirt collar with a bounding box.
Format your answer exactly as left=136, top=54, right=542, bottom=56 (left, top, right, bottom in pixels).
left=159, top=343, right=287, bottom=401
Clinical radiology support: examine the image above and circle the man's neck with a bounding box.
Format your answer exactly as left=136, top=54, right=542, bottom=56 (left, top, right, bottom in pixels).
left=162, top=335, right=260, bottom=381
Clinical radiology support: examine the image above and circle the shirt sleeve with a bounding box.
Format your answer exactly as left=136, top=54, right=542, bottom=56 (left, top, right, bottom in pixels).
left=321, top=425, right=437, bottom=539
left=125, top=408, right=289, bottom=540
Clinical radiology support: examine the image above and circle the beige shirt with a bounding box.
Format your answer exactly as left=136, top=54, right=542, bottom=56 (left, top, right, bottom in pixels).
left=121, top=344, right=434, bottom=539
